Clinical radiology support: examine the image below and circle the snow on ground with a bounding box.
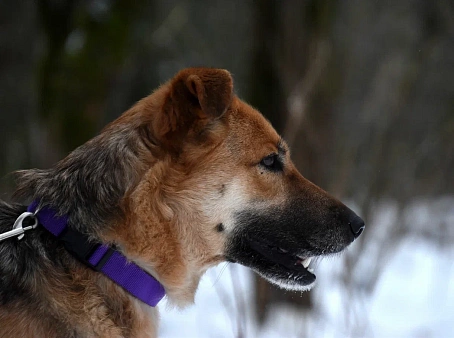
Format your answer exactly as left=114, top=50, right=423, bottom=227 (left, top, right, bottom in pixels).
left=159, top=208, right=454, bottom=337
left=367, top=239, right=454, bottom=338
left=314, top=237, right=454, bottom=338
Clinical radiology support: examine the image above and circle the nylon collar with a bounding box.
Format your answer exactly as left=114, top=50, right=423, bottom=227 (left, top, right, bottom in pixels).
left=27, top=201, right=165, bottom=307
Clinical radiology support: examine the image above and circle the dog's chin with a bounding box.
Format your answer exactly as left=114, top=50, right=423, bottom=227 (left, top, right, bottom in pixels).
left=256, top=270, right=316, bottom=292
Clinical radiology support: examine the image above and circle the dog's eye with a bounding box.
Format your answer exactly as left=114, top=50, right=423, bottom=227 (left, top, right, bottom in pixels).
left=260, top=154, right=282, bottom=172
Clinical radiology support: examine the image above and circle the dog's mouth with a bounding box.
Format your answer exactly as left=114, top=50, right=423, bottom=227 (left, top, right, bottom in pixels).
left=226, top=204, right=362, bottom=291
left=226, top=236, right=319, bottom=291
left=248, top=237, right=317, bottom=289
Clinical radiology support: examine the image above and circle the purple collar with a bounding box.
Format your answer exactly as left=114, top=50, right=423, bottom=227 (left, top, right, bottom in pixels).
left=27, top=201, right=165, bottom=307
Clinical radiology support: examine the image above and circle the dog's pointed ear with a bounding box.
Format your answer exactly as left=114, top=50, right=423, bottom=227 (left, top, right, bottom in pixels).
left=184, top=69, right=233, bottom=118
left=150, top=68, right=234, bottom=149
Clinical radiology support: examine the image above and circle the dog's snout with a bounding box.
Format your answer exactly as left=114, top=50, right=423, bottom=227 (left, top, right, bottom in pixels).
left=348, top=212, right=365, bottom=239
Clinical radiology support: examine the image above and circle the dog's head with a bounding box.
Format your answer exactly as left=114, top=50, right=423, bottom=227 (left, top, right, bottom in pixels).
left=98, top=68, right=364, bottom=303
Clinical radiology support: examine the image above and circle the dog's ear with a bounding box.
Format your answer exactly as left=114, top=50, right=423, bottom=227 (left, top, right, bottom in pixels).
left=184, top=68, right=233, bottom=118
left=150, top=68, right=233, bottom=151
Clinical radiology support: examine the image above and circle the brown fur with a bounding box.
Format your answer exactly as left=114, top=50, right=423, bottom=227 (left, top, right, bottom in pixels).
left=0, top=68, right=363, bottom=337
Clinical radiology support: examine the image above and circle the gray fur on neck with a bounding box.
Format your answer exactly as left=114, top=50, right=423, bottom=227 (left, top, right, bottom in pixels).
left=14, top=123, right=149, bottom=237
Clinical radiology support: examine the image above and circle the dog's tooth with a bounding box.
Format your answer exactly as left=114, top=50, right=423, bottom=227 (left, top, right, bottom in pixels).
left=302, top=257, right=312, bottom=268
left=307, top=267, right=314, bottom=273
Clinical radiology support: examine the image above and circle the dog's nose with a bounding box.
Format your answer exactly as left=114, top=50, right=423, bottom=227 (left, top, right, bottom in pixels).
left=348, top=212, right=365, bottom=239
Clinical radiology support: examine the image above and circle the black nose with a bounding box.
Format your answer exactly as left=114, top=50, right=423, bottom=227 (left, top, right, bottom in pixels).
left=348, top=213, right=365, bottom=239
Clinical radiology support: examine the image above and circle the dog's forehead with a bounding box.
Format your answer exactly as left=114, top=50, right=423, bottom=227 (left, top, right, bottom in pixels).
left=227, top=98, right=281, bottom=151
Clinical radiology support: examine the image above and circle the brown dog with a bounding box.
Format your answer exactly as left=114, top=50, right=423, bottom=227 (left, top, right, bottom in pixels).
left=0, top=68, right=364, bottom=337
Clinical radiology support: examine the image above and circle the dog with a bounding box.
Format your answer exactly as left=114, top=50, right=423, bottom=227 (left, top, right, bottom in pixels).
left=0, top=68, right=364, bottom=337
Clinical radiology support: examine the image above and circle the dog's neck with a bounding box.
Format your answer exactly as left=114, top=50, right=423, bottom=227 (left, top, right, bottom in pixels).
left=103, top=162, right=215, bottom=307
left=9, top=119, right=167, bottom=334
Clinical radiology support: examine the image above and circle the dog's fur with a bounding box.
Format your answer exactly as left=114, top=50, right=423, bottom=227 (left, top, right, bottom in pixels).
left=0, top=68, right=363, bottom=337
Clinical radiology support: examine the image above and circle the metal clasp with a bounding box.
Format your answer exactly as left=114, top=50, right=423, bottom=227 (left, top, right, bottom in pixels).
left=0, top=212, right=39, bottom=242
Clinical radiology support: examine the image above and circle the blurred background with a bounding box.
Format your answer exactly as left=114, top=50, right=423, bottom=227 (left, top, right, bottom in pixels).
left=1, top=1, right=453, bottom=337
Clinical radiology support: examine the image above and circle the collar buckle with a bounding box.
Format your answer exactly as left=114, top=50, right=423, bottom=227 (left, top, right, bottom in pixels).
left=0, top=212, right=38, bottom=242
left=57, top=227, right=114, bottom=272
